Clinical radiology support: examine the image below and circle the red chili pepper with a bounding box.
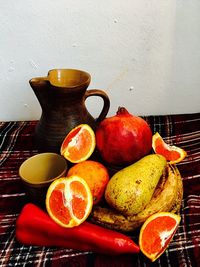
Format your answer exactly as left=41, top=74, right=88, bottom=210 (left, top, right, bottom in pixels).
left=15, top=203, right=139, bottom=255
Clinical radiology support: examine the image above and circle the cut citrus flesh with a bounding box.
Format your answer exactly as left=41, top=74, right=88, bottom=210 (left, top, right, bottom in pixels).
left=60, top=124, right=96, bottom=163
left=46, top=176, right=93, bottom=228
left=67, top=160, right=110, bottom=205
left=152, top=132, right=187, bottom=164
left=139, top=212, right=181, bottom=262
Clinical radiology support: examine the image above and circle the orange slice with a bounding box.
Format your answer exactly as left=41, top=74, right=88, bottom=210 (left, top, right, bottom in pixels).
left=46, top=176, right=93, bottom=228
left=152, top=132, right=187, bottom=164
left=60, top=124, right=96, bottom=163
left=139, top=212, right=181, bottom=262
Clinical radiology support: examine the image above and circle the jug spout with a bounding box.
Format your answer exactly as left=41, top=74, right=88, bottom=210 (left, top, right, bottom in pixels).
left=29, top=77, right=49, bottom=92
left=29, top=77, right=51, bottom=109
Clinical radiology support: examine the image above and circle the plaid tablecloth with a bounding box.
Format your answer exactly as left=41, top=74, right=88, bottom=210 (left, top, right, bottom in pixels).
left=0, top=113, right=200, bottom=267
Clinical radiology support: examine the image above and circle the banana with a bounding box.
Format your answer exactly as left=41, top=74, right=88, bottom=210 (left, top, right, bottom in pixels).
left=170, top=166, right=183, bottom=213
left=90, top=164, right=183, bottom=232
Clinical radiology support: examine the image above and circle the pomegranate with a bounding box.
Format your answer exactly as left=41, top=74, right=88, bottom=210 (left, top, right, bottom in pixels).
left=95, top=107, right=152, bottom=166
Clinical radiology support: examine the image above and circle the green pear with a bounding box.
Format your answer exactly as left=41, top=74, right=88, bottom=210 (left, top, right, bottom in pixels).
left=105, top=154, right=167, bottom=215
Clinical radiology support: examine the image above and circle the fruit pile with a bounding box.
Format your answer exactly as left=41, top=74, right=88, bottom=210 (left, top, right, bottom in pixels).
left=17, top=107, right=187, bottom=261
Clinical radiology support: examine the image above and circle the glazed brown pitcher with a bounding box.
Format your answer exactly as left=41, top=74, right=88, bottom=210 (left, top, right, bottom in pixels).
left=30, top=69, right=110, bottom=152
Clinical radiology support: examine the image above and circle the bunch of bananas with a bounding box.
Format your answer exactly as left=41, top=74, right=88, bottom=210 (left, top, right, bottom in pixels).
left=90, top=164, right=183, bottom=232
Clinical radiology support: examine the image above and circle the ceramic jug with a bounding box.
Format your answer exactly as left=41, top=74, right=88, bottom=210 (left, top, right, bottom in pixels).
left=30, top=69, right=110, bottom=152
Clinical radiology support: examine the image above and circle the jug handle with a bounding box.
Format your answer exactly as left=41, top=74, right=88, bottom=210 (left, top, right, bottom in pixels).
left=84, top=89, right=110, bottom=122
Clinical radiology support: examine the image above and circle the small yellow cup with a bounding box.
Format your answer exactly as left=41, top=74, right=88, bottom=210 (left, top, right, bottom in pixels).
left=19, top=153, right=67, bottom=206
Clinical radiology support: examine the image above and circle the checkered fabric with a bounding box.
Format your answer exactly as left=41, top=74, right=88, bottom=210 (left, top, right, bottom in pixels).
left=0, top=113, right=200, bottom=267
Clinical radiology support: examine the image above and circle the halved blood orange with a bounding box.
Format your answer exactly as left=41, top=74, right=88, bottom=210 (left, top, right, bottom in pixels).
left=46, top=176, right=93, bottom=228
left=139, top=212, right=181, bottom=262
left=60, top=124, right=96, bottom=163
left=152, top=132, right=187, bottom=164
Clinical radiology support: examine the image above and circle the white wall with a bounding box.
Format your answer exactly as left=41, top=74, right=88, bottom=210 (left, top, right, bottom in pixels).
left=1, top=0, right=200, bottom=121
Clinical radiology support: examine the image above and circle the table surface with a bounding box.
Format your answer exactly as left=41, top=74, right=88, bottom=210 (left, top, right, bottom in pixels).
left=0, top=113, right=200, bottom=267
